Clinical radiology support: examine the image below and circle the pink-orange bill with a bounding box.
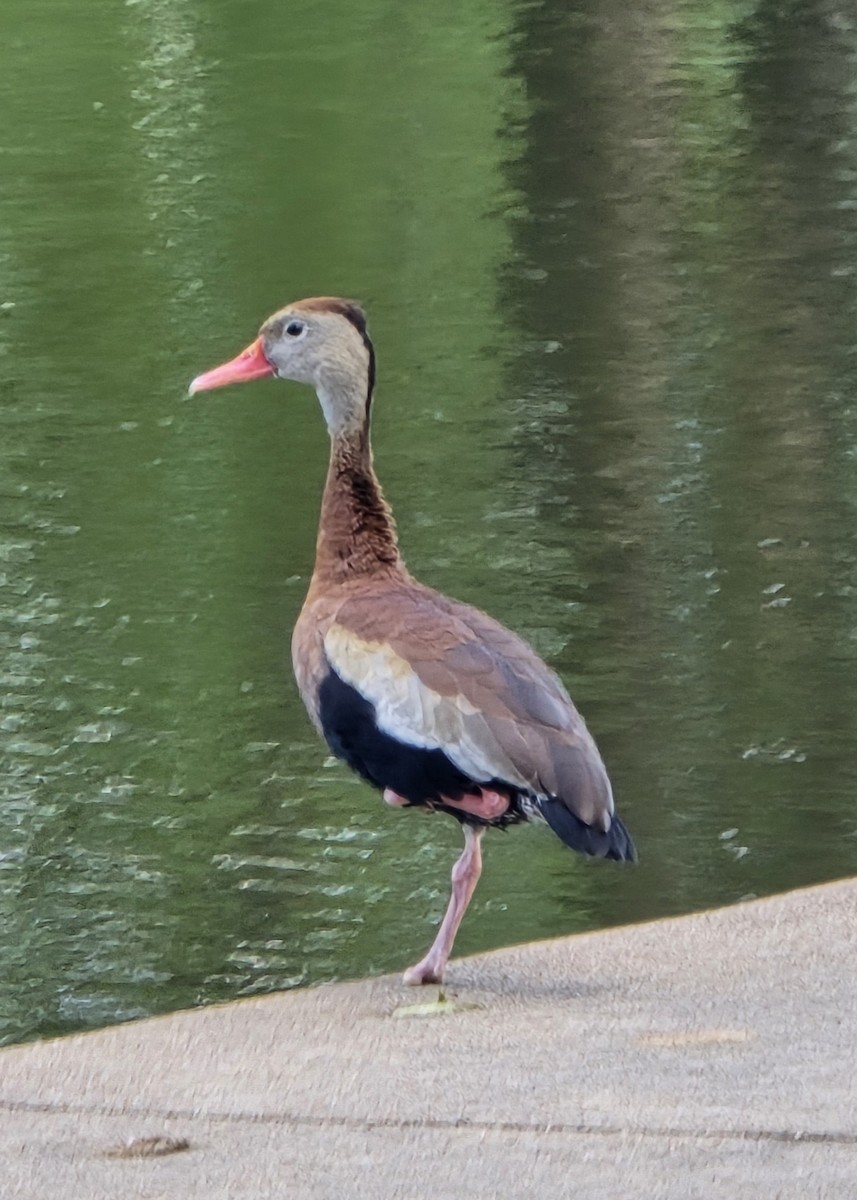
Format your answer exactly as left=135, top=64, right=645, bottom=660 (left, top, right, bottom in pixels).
left=188, top=337, right=274, bottom=395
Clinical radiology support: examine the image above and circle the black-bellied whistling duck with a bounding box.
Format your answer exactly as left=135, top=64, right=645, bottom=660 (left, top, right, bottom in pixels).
left=189, top=297, right=636, bottom=985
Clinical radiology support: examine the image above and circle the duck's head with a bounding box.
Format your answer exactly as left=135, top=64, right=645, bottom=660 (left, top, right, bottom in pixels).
left=189, top=296, right=375, bottom=436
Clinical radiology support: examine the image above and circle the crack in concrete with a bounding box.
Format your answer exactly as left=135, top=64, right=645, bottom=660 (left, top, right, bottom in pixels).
left=2, top=1098, right=855, bottom=1148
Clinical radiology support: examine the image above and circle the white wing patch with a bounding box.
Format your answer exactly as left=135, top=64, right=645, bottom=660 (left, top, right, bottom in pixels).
left=323, top=623, right=530, bottom=789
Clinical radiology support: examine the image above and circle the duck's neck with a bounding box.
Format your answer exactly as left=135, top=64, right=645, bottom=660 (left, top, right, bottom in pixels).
left=312, top=423, right=404, bottom=586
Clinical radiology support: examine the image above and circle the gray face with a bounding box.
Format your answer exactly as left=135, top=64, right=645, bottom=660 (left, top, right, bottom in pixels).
left=260, top=312, right=316, bottom=385
left=259, top=306, right=373, bottom=437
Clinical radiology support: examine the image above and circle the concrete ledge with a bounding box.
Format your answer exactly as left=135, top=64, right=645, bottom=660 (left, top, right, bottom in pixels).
left=3, top=878, right=856, bottom=1198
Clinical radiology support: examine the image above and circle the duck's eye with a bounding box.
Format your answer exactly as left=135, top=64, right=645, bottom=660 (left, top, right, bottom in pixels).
left=285, top=320, right=305, bottom=338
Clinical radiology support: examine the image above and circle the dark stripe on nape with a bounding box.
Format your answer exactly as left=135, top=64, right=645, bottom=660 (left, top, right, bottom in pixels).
left=325, top=300, right=376, bottom=409
left=298, top=297, right=376, bottom=406
left=338, top=302, right=376, bottom=409
left=328, top=298, right=369, bottom=337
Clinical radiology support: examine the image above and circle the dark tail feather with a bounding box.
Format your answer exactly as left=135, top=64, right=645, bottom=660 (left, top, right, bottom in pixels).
left=538, top=798, right=637, bottom=863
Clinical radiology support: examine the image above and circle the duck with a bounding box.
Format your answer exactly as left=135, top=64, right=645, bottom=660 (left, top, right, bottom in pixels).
left=189, top=296, right=636, bottom=986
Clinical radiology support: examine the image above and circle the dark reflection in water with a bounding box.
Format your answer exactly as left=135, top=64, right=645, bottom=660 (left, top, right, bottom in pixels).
left=501, top=0, right=857, bottom=914
left=0, top=0, right=856, bottom=1044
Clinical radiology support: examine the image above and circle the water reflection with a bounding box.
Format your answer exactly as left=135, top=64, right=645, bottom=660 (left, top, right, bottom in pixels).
left=124, top=0, right=215, bottom=309
left=502, top=0, right=857, bottom=919
left=0, top=0, right=855, bottom=1044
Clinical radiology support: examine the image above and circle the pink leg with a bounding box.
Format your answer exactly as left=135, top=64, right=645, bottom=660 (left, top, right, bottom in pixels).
left=448, top=788, right=508, bottom=820
left=402, top=825, right=484, bottom=986
left=383, top=787, right=508, bottom=821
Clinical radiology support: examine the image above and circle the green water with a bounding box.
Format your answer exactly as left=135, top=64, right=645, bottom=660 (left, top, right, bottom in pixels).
left=1, top=0, right=856, bottom=1044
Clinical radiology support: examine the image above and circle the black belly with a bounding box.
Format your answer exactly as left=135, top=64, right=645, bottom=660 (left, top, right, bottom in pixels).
left=315, top=666, right=636, bottom=859
left=317, top=667, right=476, bottom=804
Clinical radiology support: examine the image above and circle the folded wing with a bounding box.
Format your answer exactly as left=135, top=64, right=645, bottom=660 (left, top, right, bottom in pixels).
left=322, top=583, right=616, bottom=834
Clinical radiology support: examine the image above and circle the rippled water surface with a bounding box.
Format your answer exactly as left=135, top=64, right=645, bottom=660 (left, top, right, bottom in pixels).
left=2, top=0, right=857, bottom=1044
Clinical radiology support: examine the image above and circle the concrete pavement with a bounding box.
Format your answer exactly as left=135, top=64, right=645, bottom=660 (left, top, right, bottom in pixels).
left=2, top=878, right=856, bottom=1198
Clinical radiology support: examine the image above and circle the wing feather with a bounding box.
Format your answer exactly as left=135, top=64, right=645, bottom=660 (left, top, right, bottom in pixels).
left=323, top=622, right=526, bottom=786
left=322, top=582, right=614, bottom=830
